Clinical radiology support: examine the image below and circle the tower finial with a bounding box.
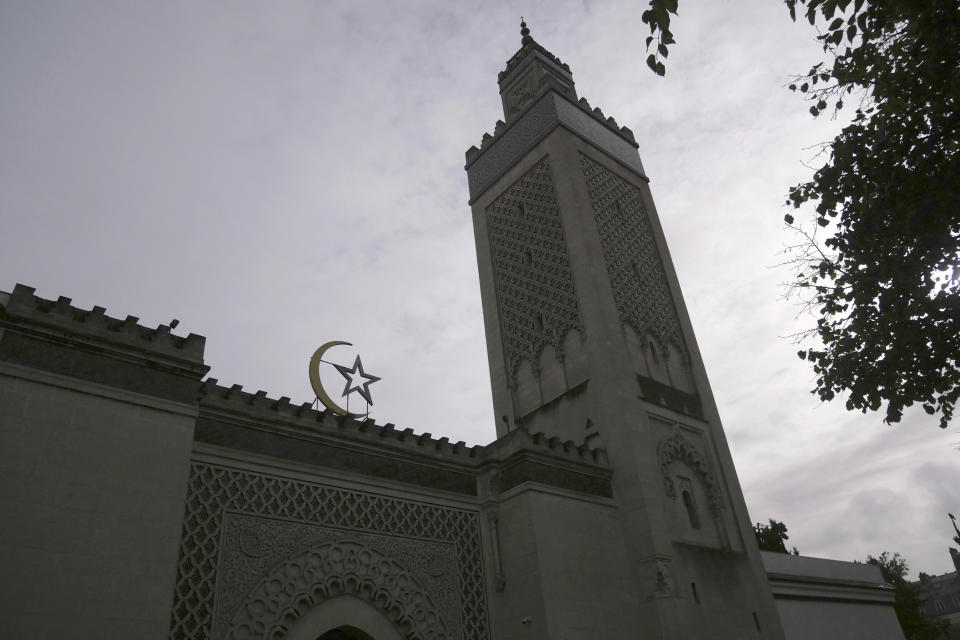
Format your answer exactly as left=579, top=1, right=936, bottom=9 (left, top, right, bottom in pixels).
left=520, top=18, right=533, bottom=46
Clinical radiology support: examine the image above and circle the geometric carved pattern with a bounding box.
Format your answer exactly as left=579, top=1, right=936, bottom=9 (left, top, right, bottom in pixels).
left=168, top=463, right=489, bottom=640
left=640, top=555, right=676, bottom=600
left=224, top=531, right=450, bottom=640
left=486, top=156, right=582, bottom=386
left=579, top=153, right=687, bottom=359
left=657, top=432, right=723, bottom=515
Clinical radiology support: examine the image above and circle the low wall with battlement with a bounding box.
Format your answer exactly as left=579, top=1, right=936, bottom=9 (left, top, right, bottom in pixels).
left=0, top=283, right=614, bottom=640
left=0, top=284, right=208, bottom=638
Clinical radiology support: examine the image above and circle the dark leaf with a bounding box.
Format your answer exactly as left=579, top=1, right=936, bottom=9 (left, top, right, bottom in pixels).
left=646, top=54, right=658, bottom=73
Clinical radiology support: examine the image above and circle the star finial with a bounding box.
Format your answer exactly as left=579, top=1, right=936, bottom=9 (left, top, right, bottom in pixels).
left=520, top=18, right=533, bottom=46
left=333, top=355, right=380, bottom=406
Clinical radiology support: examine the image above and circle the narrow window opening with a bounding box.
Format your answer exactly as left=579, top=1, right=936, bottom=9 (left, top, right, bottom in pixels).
left=682, top=490, right=701, bottom=529
left=535, top=314, right=545, bottom=332
left=523, top=249, right=533, bottom=266
left=691, top=582, right=700, bottom=604
left=752, top=612, right=761, bottom=632
left=517, top=201, right=526, bottom=216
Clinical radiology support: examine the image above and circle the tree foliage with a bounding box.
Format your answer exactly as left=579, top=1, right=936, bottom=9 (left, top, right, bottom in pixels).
left=643, top=0, right=960, bottom=428
left=640, top=0, right=677, bottom=76
left=867, top=552, right=947, bottom=640
left=754, top=518, right=799, bottom=554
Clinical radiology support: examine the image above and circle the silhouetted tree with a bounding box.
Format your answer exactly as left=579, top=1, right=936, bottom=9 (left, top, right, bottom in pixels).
left=949, top=513, right=960, bottom=545
left=641, top=0, right=960, bottom=429
left=867, top=552, right=947, bottom=640
left=754, top=519, right=798, bottom=554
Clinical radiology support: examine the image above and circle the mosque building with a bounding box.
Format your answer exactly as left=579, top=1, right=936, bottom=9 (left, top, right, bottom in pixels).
left=0, top=22, right=906, bottom=640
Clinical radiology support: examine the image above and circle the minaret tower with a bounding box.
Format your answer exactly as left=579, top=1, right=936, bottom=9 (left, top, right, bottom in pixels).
left=466, top=22, right=784, bottom=639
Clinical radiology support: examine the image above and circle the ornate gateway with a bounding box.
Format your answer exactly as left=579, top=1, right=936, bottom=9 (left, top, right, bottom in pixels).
left=168, top=463, right=489, bottom=640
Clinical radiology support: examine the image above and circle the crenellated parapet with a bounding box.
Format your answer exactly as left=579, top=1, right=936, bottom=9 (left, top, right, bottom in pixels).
left=0, top=283, right=208, bottom=403
left=465, top=90, right=645, bottom=202
left=198, top=377, right=485, bottom=461
left=484, top=422, right=609, bottom=466
left=198, top=377, right=606, bottom=464
left=196, top=376, right=610, bottom=499
left=467, top=94, right=637, bottom=164
left=0, top=283, right=206, bottom=363
left=575, top=96, right=637, bottom=143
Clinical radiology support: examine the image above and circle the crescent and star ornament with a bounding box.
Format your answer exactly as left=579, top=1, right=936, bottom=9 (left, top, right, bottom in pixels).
left=308, top=341, right=380, bottom=418
left=333, top=355, right=380, bottom=405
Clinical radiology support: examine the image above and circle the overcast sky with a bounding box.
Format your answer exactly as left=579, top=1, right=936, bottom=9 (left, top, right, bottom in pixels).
left=1, top=0, right=956, bottom=578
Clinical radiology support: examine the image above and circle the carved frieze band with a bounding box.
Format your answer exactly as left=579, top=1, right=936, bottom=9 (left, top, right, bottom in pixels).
left=579, top=154, right=688, bottom=362
left=486, top=156, right=583, bottom=388
left=168, top=462, right=489, bottom=640
left=657, top=432, right=723, bottom=515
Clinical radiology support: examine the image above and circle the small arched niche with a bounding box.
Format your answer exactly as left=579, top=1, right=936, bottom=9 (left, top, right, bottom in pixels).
left=681, top=487, right=701, bottom=530
left=622, top=322, right=649, bottom=377
left=644, top=333, right=670, bottom=386
left=538, top=343, right=566, bottom=403
left=286, top=595, right=404, bottom=640
left=562, top=327, right=588, bottom=387
left=513, top=358, right=542, bottom=416
left=664, top=341, right=696, bottom=393
left=667, top=462, right=721, bottom=548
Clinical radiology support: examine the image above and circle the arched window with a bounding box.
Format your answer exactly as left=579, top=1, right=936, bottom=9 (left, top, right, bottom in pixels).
left=682, top=489, right=701, bottom=529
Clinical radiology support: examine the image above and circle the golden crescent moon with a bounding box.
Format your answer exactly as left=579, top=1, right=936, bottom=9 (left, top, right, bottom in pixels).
left=309, top=341, right=368, bottom=418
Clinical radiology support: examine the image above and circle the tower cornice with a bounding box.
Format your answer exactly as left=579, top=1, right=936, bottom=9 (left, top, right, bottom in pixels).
left=465, top=89, right=644, bottom=203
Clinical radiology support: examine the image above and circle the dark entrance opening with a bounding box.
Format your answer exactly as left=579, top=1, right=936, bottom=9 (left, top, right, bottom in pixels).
left=317, top=626, right=376, bottom=640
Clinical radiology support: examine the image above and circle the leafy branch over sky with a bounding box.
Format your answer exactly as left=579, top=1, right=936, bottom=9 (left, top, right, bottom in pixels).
left=643, top=0, right=960, bottom=429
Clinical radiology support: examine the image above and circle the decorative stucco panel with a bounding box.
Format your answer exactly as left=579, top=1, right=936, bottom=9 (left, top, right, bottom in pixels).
left=168, top=462, right=489, bottom=640
left=579, top=153, right=687, bottom=360
left=485, top=156, right=583, bottom=387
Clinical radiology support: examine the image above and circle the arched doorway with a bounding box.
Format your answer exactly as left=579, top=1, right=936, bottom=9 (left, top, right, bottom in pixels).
left=317, top=625, right=376, bottom=640
left=285, top=595, right=404, bottom=640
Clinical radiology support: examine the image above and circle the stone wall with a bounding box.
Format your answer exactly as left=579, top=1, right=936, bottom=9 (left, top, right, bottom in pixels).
left=763, top=551, right=906, bottom=640
left=0, top=366, right=197, bottom=638
left=0, top=284, right=207, bottom=639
